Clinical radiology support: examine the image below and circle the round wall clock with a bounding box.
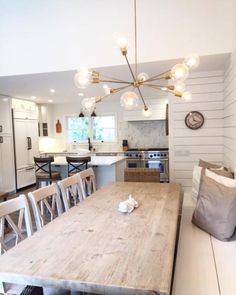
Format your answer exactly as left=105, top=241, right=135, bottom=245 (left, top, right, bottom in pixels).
left=185, top=111, right=204, bottom=130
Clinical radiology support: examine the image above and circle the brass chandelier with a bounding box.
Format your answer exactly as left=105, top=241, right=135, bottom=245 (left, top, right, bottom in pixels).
left=74, top=0, right=200, bottom=117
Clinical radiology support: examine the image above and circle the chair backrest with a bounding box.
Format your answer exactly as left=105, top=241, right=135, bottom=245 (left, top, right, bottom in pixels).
left=34, top=156, right=54, bottom=178
left=124, top=168, right=160, bottom=183
left=0, top=195, right=33, bottom=255
left=58, top=174, right=84, bottom=211
left=28, top=183, right=62, bottom=231
left=78, top=168, right=96, bottom=198
left=66, top=156, right=91, bottom=176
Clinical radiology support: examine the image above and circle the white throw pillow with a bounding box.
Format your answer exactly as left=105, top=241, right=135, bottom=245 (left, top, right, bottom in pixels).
left=205, top=169, right=236, bottom=187
left=192, top=166, right=203, bottom=201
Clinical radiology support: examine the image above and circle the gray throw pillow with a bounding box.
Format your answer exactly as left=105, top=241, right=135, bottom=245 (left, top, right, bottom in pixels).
left=192, top=175, right=236, bottom=241
left=209, top=168, right=234, bottom=179
left=199, top=159, right=223, bottom=169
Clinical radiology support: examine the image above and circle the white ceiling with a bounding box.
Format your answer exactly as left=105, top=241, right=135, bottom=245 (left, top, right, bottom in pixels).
left=0, top=53, right=230, bottom=103
left=0, top=0, right=235, bottom=76
left=0, top=0, right=235, bottom=103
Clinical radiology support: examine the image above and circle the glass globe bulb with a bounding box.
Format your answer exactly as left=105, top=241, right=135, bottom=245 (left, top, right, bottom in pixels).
left=137, top=72, right=149, bottom=82
left=142, top=107, right=152, bottom=118
left=81, top=97, right=96, bottom=115
left=171, top=63, right=189, bottom=81
left=174, top=81, right=186, bottom=93
left=120, top=91, right=139, bottom=110
left=117, top=36, right=128, bottom=49
left=182, top=91, right=192, bottom=101
left=184, top=53, right=200, bottom=69
left=103, top=85, right=111, bottom=95
left=74, top=67, right=91, bottom=89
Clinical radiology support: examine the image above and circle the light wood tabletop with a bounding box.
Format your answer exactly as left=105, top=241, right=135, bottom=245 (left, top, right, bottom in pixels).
left=0, top=182, right=182, bottom=295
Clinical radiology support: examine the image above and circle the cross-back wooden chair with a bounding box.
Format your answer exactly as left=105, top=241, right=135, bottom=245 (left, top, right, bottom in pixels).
left=34, top=156, right=61, bottom=188
left=78, top=168, right=97, bottom=199
left=124, top=168, right=160, bottom=183
left=58, top=174, right=84, bottom=212
left=28, top=183, right=63, bottom=231
left=66, top=156, right=91, bottom=176
left=0, top=195, right=43, bottom=295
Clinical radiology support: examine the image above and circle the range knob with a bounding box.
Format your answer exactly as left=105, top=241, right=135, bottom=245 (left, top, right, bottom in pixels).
left=150, top=154, right=153, bottom=158
left=161, top=153, right=163, bottom=157
left=139, top=154, right=142, bottom=158
left=136, top=154, right=139, bottom=157
left=154, top=153, right=157, bottom=157
left=157, top=153, right=160, bottom=157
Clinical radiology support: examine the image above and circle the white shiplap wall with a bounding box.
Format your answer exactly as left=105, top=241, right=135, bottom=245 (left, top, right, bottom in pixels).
left=169, top=70, right=224, bottom=189
left=223, top=50, right=236, bottom=172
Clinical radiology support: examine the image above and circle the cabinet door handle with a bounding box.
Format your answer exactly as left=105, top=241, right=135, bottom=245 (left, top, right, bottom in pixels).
left=0, top=136, right=3, bottom=143
left=0, top=125, right=2, bottom=133
left=26, top=167, right=34, bottom=171
left=27, top=137, right=32, bottom=150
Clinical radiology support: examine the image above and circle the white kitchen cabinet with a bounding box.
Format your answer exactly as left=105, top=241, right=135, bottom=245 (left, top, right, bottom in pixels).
left=12, top=98, right=38, bottom=120
left=123, top=98, right=168, bottom=121
left=16, top=166, right=35, bottom=189
left=0, top=134, right=15, bottom=192
left=38, top=104, right=53, bottom=136
left=0, top=97, right=12, bottom=134
left=14, top=119, right=39, bottom=168
left=13, top=118, right=39, bottom=189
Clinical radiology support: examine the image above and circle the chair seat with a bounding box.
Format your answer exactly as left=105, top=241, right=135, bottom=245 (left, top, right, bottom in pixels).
left=68, top=172, right=77, bottom=176
left=36, top=171, right=61, bottom=179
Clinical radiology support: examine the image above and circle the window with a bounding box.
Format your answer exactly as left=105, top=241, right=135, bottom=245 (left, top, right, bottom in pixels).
left=67, top=117, right=89, bottom=142
left=92, top=116, right=115, bottom=141
left=66, top=115, right=116, bottom=143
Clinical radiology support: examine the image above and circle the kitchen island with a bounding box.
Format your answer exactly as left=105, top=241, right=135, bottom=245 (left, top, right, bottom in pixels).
left=53, top=156, right=127, bottom=189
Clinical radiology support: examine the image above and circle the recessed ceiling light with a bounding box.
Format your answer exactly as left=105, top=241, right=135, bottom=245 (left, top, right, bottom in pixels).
left=50, top=89, right=55, bottom=93
left=48, top=99, right=53, bottom=103
left=78, top=93, right=84, bottom=97
left=2, top=98, right=8, bottom=102
left=31, top=96, right=37, bottom=99
left=103, top=85, right=109, bottom=89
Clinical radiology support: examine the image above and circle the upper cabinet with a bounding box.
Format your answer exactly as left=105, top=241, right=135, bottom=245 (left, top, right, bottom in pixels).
left=0, top=97, right=12, bottom=134
left=38, top=104, right=53, bottom=137
left=12, top=98, right=38, bottom=119
left=123, top=98, right=168, bottom=121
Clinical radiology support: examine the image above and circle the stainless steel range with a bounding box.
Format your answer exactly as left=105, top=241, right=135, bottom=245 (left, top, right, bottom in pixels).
left=125, top=148, right=169, bottom=183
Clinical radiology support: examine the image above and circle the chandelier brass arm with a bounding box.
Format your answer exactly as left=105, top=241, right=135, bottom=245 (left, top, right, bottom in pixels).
left=145, top=71, right=172, bottom=82
left=74, top=0, right=200, bottom=117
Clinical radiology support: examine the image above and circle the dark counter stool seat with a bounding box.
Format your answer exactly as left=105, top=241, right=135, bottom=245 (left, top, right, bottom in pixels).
left=34, top=156, right=61, bottom=188
left=66, top=156, right=91, bottom=176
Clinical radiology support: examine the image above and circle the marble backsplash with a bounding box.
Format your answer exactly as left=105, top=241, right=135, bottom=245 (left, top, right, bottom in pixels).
left=119, top=120, right=168, bottom=148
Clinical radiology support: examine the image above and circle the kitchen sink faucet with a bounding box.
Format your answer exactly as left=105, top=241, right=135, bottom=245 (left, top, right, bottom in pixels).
left=88, top=137, right=93, bottom=151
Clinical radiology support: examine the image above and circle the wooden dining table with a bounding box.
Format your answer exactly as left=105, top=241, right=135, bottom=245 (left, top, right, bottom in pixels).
left=0, top=182, right=182, bottom=295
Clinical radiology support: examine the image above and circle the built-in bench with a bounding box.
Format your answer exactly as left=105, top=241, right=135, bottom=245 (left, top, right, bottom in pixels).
left=172, top=192, right=236, bottom=295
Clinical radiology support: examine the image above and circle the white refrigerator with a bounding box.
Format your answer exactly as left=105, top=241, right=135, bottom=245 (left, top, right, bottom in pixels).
left=13, top=118, right=39, bottom=190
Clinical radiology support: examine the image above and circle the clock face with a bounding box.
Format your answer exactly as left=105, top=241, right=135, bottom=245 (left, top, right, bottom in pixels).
left=185, top=111, right=204, bottom=130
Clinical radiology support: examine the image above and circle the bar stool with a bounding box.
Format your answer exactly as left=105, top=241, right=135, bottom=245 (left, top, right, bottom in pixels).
left=66, top=156, right=91, bottom=176
left=34, top=156, right=61, bottom=188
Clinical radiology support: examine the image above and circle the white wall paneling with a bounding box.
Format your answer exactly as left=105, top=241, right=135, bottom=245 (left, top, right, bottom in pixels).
left=223, top=49, right=236, bottom=171
left=169, top=71, right=224, bottom=190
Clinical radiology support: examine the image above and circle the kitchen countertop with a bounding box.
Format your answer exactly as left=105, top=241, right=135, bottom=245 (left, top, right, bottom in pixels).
left=40, top=151, right=125, bottom=156
left=53, top=155, right=127, bottom=166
